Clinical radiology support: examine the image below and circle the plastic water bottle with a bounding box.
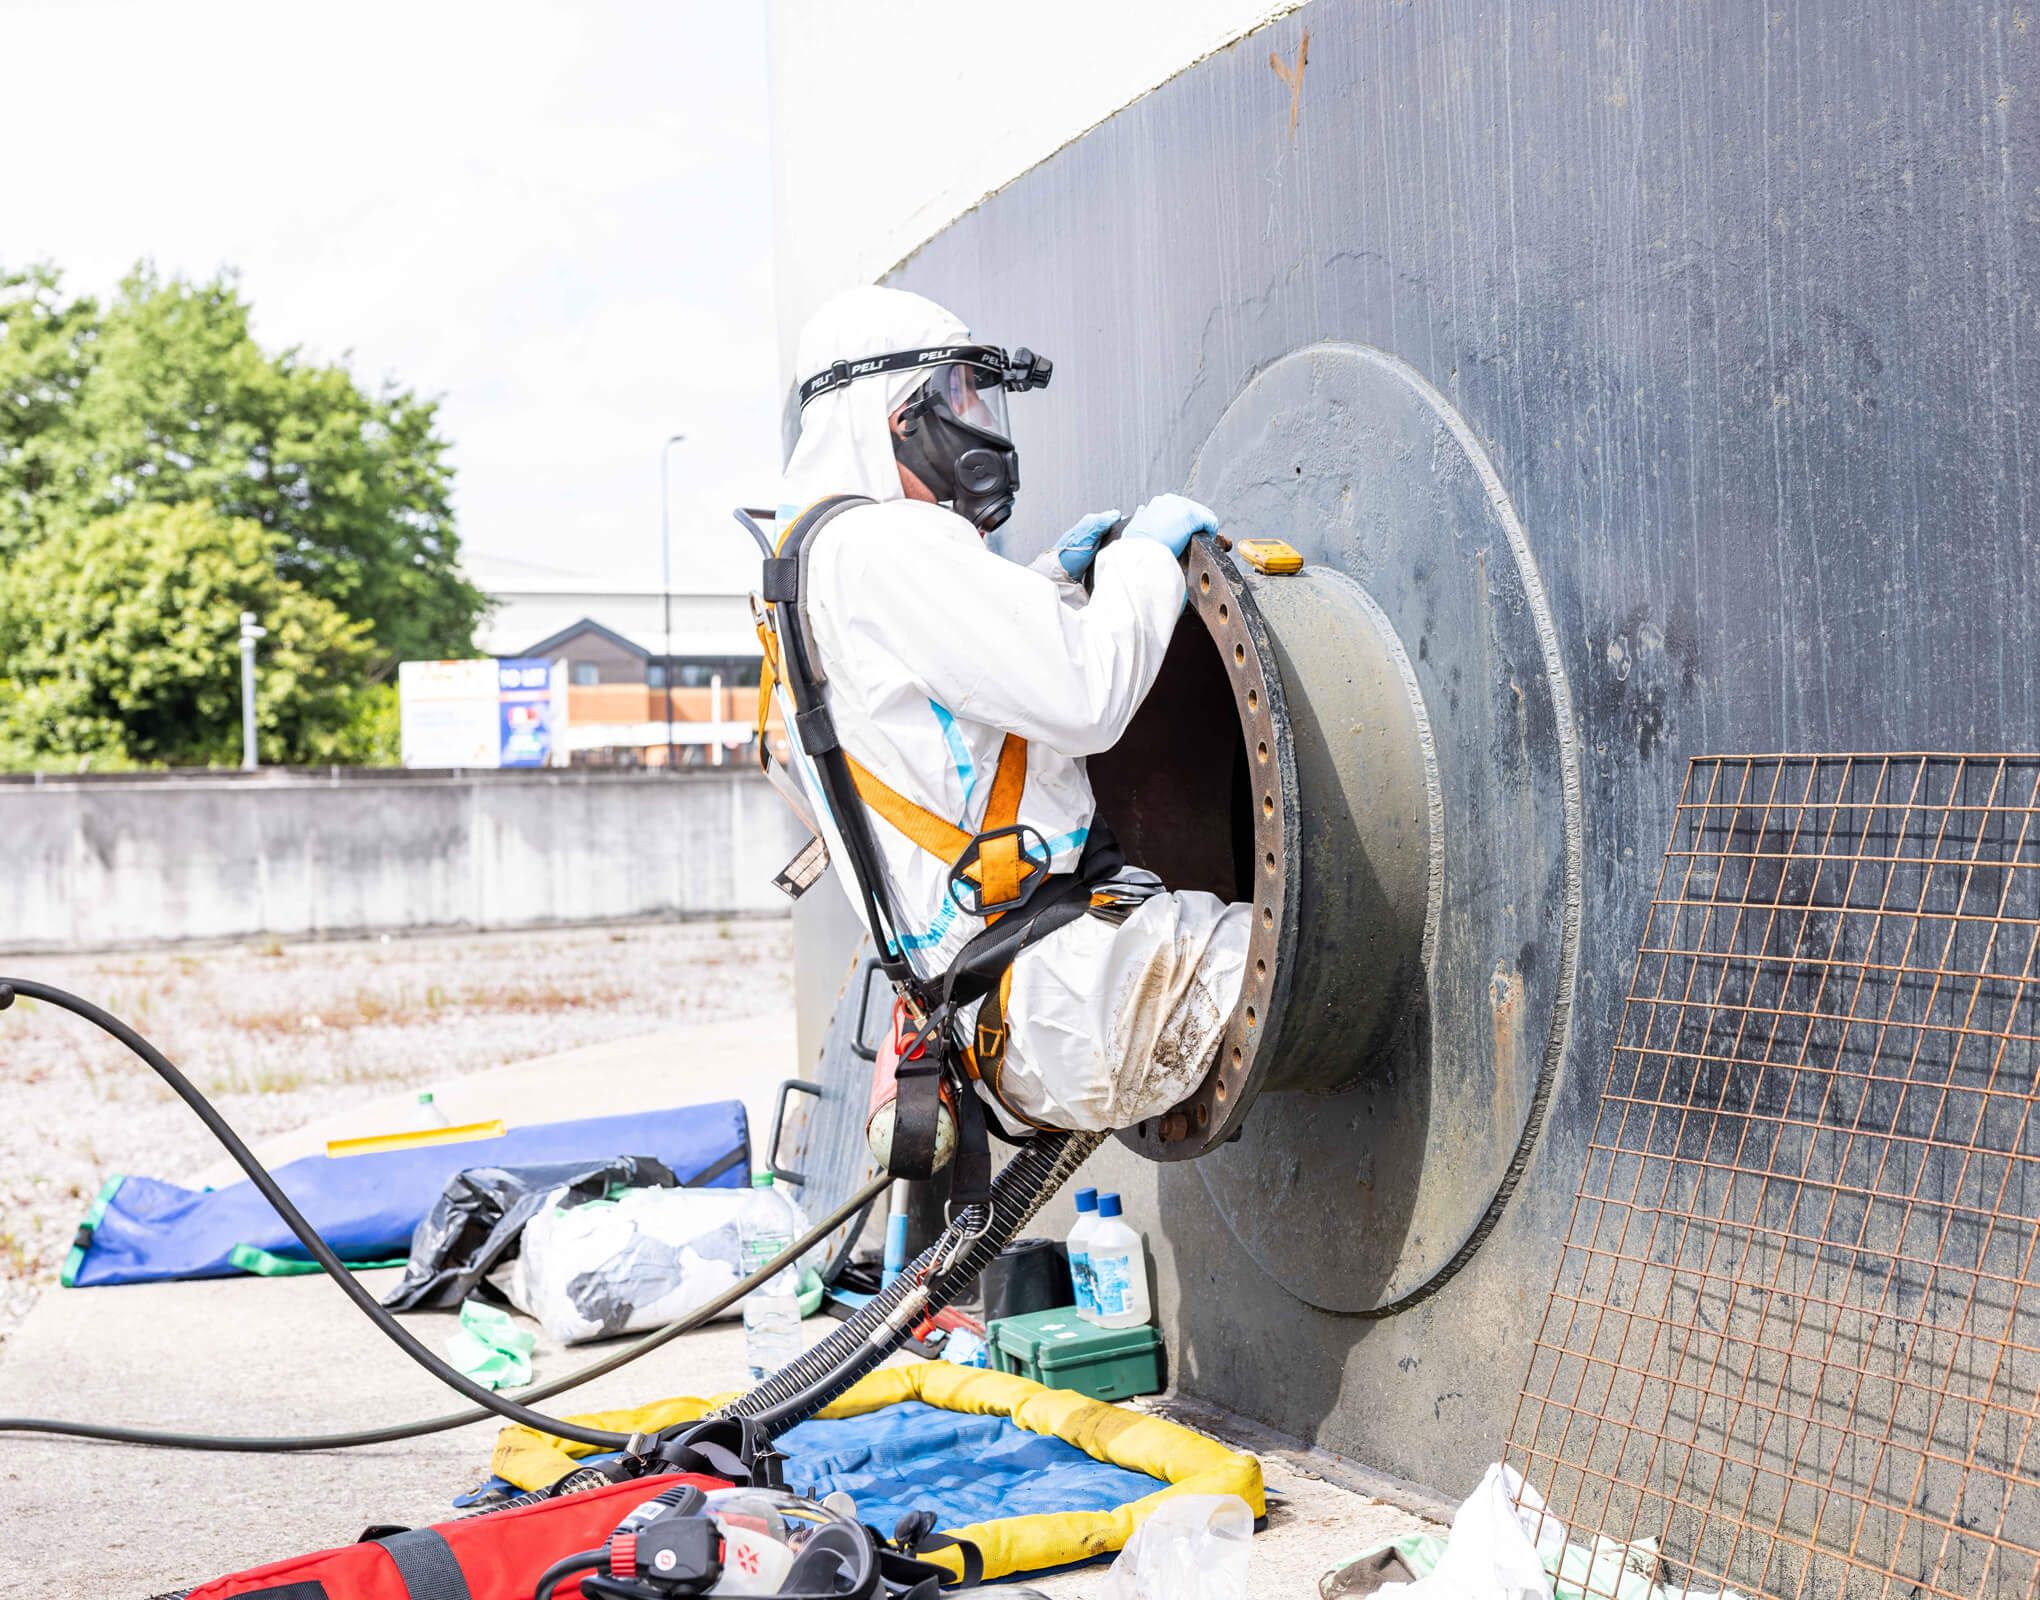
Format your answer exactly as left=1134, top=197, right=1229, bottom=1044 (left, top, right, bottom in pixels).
left=740, top=1172, right=801, bottom=1379
left=1066, top=1187, right=1101, bottom=1315
left=416, top=1091, right=450, bottom=1128
left=1080, top=1194, right=1152, bottom=1329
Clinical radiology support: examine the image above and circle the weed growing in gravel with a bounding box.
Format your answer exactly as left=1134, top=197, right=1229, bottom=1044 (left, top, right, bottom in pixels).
left=0, top=919, right=795, bottom=1336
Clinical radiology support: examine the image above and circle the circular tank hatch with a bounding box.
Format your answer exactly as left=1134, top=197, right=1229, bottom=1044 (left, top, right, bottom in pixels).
left=1090, top=342, right=1584, bottom=1315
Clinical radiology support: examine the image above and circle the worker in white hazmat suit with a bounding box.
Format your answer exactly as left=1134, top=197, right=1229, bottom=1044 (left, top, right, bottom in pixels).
left=771, top=285, right=1250, bottom=1133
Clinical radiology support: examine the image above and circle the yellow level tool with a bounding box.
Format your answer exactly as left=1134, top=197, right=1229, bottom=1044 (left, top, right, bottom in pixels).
left=1235, top=538, right=1304, bottom=575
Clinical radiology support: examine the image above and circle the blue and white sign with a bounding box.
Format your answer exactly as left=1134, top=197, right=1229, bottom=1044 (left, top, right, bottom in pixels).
left=496, top=657, right=561, bottom=767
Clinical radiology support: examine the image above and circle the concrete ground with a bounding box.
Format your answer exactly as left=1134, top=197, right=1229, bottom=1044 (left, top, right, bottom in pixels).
left=0, top=1018, right=1436, bottom=1598
left=0, top=918, right=794, bottom=1340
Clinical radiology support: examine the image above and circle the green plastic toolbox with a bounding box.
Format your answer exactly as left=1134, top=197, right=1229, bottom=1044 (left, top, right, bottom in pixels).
left=986, top=1306, right=1165, bottom=1402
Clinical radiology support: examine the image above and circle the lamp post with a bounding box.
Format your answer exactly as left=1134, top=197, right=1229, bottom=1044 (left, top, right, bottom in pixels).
left=238, top=611, right=267, bottom=771
left=658, top=432, right=687, bottom=771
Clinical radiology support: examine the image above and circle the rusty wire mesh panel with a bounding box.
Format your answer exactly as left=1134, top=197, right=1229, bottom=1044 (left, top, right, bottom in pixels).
left=1506, top=754, right=2040, bottom=1600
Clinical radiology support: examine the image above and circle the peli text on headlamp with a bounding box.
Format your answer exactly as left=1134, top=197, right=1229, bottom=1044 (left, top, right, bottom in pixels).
left=796, top=343, right=1052, bottom=533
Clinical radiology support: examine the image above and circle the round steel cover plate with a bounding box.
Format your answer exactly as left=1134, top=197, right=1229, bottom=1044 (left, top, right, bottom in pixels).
left=1187, top=343, right=1583, bottom=1315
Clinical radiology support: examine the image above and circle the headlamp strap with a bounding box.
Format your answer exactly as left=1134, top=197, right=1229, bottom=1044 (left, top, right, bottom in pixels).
left=796, top=343, right=1009, bottom=409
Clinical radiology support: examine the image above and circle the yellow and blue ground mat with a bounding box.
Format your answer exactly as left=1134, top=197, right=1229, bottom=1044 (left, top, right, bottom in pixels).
left=487, top=1363, right=1264, bottom=1582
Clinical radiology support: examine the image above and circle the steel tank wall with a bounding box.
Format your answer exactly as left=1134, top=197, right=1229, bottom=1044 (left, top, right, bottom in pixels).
left=862, top=1, right=2040, bottom=1496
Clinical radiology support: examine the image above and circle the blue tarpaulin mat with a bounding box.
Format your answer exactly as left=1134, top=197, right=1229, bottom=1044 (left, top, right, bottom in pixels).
left=459, top=1399, right=1168, bottom=1529
left=778, top=1400, right=1168, bottom=1533
left=65, top=1101, right=749, bottom=1288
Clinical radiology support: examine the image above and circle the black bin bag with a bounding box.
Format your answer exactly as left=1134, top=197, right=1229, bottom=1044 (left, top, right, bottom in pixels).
left=382, top=1154, right=678, bottom=1312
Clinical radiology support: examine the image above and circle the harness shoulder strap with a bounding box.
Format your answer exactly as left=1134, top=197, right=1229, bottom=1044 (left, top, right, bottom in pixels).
left=758, top=495, right=918, bottom=993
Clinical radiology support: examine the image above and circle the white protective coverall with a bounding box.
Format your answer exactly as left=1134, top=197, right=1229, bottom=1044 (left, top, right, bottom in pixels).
left=774, top=286, right=1250, bottom=1132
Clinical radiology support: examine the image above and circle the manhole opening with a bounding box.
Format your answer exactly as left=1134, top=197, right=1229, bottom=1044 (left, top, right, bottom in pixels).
left=1088, top=611, right=1257, bottom=907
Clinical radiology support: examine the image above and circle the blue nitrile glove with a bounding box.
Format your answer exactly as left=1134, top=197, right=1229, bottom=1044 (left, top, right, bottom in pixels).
left=1052, top=510, right=1122, bottom=578
left=1122, top=493, right=1219, bottom=560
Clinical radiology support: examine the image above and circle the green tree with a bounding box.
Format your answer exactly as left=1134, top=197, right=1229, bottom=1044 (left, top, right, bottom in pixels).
left=0, top=501, right=385, bottom=768
left=0, top=262, right=485, bottom=669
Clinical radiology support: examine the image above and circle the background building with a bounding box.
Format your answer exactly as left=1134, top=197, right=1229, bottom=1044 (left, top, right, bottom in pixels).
left=467, top=551, right=768, bottom=765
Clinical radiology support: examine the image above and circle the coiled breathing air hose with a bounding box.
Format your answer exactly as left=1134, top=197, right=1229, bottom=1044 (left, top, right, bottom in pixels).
left=0, top=975, right=1091, bottom=1459
left=0, top=977, right=886, bottom=1453
left=722, top=1129, right=1103, bottom=1434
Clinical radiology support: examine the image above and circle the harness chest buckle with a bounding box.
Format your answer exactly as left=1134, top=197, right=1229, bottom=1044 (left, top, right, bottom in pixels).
left=945, top=822, right=1051, bottom=918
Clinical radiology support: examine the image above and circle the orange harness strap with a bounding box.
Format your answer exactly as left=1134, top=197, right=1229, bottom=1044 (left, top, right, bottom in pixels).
left=753, top=621, right=781, bottom=770
left=845, top=732, right=1035, bottom=917
left=962, top=964, right=1059, bottom=1131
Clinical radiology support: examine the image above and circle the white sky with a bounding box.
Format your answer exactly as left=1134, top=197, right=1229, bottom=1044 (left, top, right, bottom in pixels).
left=4, top=0, right=780, bottom=592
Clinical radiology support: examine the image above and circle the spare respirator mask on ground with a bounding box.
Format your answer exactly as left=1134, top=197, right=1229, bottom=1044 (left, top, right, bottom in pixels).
left=796, top=344, right=1052, bottom=532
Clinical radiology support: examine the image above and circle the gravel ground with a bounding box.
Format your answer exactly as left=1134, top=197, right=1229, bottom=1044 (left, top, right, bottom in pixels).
left=0, top=916, right=793, bottom=1344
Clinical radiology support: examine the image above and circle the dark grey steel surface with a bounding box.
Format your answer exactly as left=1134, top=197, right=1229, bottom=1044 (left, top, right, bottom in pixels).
left=795, top=0, right=2040, bottom=1493
left=1182, top=344, right=1580, bottom=1313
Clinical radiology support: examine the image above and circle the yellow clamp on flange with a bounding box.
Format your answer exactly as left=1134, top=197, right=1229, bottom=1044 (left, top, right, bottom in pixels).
left=1234, top=538, right=1304, bottom=575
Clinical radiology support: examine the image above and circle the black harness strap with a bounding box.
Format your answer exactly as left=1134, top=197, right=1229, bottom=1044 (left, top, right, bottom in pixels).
left=891, top=1508, right=987, bottom=1587
left=888, top=1052, right=947, bottom=1182
left=764, top=496, right=922, bottom=1001
left=371, top=1528, right=469, bottom=1600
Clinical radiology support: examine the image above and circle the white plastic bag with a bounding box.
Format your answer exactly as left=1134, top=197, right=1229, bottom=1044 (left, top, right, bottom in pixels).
left=1100, top=1493, right=1254, bottom=1600
left=1377, top=1463, right=1565, bottom=1600
left=509, top=1184, right=820, bottom=1344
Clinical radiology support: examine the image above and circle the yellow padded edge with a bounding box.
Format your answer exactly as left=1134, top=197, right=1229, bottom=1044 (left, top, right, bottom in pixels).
left=490, top=1361, right=1263, bottom=1582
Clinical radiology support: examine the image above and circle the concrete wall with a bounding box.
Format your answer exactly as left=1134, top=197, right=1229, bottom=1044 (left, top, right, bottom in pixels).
left=0, top=769, right=803, bottom=953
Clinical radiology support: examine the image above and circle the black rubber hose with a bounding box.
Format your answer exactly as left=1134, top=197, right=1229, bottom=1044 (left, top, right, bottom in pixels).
left=532, top=1549, right=604, bottom=1600
left=0, top=976, right=885, bottom=1453
left=718, top=1128, right=1102, bottom=1436
left=0, top=1168, right=887, bottom=1452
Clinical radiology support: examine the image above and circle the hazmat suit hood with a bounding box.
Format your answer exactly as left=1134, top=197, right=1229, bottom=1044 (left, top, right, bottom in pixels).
left=778, top=285, right=974, bottom=517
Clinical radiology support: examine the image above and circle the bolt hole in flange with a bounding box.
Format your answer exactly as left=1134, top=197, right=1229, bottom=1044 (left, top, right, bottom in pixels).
left=1088, top=342, right=1582, bottom=1315
left=1091, top=537, right=1437, bottom=1156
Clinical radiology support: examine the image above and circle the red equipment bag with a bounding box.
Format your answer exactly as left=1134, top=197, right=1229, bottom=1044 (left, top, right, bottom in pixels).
left=180, top=1474, right=730, bottom=1600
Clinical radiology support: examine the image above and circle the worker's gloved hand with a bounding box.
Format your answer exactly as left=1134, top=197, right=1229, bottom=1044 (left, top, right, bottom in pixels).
left=1050, top=510, right=1122, bottom=578
left=1122, top=494, right=1219, bottom=560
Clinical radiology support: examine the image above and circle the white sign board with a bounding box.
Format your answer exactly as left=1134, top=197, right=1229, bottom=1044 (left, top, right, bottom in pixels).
left=398, top=659, right=502, bottom=769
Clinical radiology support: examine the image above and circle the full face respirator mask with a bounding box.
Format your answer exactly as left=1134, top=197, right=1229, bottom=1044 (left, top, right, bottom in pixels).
left=795, top=343, right=1052, bottom=534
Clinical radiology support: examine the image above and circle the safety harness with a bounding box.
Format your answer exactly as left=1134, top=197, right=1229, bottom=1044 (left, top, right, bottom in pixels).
left=753, top=495, right=1140, bottom=1200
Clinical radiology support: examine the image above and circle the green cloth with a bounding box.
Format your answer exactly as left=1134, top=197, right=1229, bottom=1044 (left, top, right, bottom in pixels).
left=445, top=1299, right=536, bottom=1390
left=227, top=1242, right=410, bottom=1277
left=60, top=1175, right=126, bottom=1287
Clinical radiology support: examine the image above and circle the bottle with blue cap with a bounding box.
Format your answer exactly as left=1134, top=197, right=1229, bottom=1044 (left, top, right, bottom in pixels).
left=1066, top=1187, right=1101, bottom=1315
left=1080, top=1192, right=1151, bottom=1329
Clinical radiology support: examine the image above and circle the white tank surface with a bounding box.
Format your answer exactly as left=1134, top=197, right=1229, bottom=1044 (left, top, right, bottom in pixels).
left=1080, top=1193, right=1151, bottom=1330
left=765, top=0, right=1305, bottom=357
